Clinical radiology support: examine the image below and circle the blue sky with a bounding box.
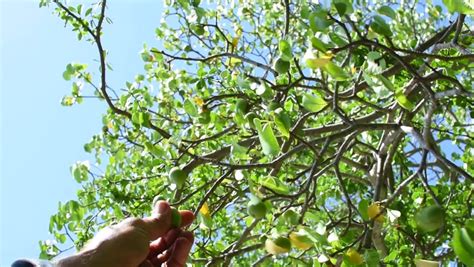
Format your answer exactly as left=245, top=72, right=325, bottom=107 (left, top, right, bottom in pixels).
left=1, top=1, right=162, bottom=265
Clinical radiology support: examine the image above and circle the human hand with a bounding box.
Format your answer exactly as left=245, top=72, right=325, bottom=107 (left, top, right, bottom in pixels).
left=57, top=201, right=194, bottom=267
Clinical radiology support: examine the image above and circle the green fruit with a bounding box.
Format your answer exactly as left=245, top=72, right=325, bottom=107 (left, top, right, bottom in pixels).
left=415, top=205, right=445, bottom=232
left=247, top=199, right=267, bottom=219
left=265, top=236, right=291, bottom=255
left=235, top=99, right=249, bottom=114
left=273, top=57, right=290, bottom=74
left=169, top=167, right=187, bottom=189
left=244, top=112, right=258, bottom=129
left=170, top=208, right=182, bottom=228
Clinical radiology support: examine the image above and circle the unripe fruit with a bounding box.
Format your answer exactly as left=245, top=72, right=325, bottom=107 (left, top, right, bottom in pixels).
left=247, top=199, right=267, bottom=219
left=282, top=209, right=299, bottom=226
left=415, top=205, right=444, bottom=232
left=265, top=236, right=291, bottom=255
left=169, top=167, right=187, bottom=189
left=289, top=232, right=312, bottom=250
left=273, top=57, right=290, bottom=74
left=170, top=208, right=182, bottom=228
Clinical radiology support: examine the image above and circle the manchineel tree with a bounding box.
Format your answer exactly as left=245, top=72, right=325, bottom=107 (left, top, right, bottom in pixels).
left=39, top=0, right=474, bottom=266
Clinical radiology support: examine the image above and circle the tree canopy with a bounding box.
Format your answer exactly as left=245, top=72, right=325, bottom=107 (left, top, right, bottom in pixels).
left=40, top=0, right=474, bottom=266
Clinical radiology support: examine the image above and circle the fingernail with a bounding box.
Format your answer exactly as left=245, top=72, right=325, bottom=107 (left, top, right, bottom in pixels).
left=157, top=201, right=170, bottom=215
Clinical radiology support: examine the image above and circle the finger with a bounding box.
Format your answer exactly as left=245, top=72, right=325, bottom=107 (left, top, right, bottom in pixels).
left=147, top=228, right=181, bottom=260
left=142, top=201, right=172, bottom=240
left=179, top=210, right=195, bottom=227
left=164, top=231, right=194, bottom=267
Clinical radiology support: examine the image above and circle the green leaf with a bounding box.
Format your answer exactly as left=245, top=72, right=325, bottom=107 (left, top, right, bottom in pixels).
left=131, top=111, right=145, bottom=125
left=452, top=227, right=474, bottom=266
left=303, top=49, right=331, bottom=69
left=184, top=99, right=198, bottom=117
left=358, top=199, right=369, bottom=221
left=274, top=109, right=291, bottom=139
left=309, top=10, right=333, bottom=32
left=370, top=15, right=393, bottom=37
left=443, top=0, right=474, bottom=14
left=323, top=62, right=351, bottom=81
left=260, top=176, right=289, bottom=194
left=377, top=6, right=397, bottom=19
left=377, top=75, right=396, bottom=91
left=302, top=93, right=326, bottom=112
left=395, top=91, right=415, bottom=111
left=310, top=37, right=328, bottom=53
left=332, top=0, right=353, bottom=16
left=365, top=249, right=380, bottom=267
left=254, top=119, right=280, bottom=157
left=278, top=40, right=292, bottom=61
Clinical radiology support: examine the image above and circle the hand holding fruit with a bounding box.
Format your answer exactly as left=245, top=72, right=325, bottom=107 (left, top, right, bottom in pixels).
left=56, top=200, right=195, bottom=267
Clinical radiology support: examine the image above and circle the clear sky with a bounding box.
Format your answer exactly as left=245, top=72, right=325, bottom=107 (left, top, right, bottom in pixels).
left=1, top=1, right=162, bottom=265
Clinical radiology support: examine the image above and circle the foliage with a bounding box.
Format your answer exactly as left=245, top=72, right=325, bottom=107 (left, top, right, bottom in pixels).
left=40, top=0, right=474, bottom=265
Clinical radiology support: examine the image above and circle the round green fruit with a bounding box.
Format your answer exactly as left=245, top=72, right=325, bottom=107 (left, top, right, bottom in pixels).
left=415, top=205, right=445, bottom=232
left=247, top=199, right=267, bottom=219
left=273, top=57, right=290, bottom=74
left=169, top=167, right=187, bottom=189
left=170, top=208, right=182, bottom=228
left=265, top=236, right=291, bottom=255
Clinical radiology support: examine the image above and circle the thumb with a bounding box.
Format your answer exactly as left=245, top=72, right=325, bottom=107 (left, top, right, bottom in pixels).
left=142, top=201, right=172, bottom=240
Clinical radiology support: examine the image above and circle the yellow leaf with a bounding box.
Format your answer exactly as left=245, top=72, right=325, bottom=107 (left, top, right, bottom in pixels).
left=194, top=97, right=204, bottom=107
left=200, top=202, right=210, bottom=216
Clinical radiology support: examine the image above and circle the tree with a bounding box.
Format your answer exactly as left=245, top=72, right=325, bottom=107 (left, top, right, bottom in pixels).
left=39, top=0, right=474, bottom=266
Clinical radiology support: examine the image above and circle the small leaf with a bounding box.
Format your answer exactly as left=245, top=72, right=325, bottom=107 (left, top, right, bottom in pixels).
left=370, top=15, right=393, bottom=37
left=310, top=37, right=328, bottom=52
left=274, top=109, right=291, bottom=138
left=358, top=199, right=369, bottom=221
left=323, top=62, right=351, bottom=81
left=260, top=176, right=289, bottom=194
left=303, top=49, right=331, bottom=69
left=332, top=0, right=354, bottom=16
left=255, top=120, right=280, bottom=157
left=377, top=6, right=396, bottom=19
left=184, top=99, right=198, bottom=117
left=395, top=91, right=415, bottom=111
left=302, top=93, right=326, bottom=112
left=309, top=9, right=333, bottom=32
left=377, top=75, right=396, bottom=91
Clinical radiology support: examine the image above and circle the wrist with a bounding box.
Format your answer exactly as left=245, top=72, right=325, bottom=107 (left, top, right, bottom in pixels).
left=55, top=249, right=101, bottom=267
